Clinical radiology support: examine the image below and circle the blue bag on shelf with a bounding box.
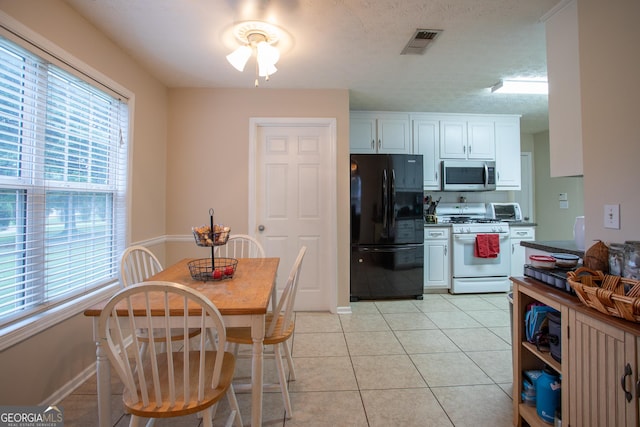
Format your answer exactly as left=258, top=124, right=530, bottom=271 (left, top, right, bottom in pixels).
left=525, top=303, right=559, bottom=343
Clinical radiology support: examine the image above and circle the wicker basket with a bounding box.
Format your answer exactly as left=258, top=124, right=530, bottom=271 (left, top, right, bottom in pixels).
left=567, top=267, right=640, bottom=322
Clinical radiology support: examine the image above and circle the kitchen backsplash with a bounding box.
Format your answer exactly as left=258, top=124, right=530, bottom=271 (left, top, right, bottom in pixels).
left=424, top=190, right=513, bottom=206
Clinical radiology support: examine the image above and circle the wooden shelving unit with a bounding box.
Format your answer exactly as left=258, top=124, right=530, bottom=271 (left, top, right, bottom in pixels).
left=512, top=276, right=640, bottom=427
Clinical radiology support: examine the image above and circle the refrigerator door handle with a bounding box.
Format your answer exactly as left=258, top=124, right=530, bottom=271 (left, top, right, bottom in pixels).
left=390, top=168, right=396, bottom=230
left=382, top=168, right=388, bottom=236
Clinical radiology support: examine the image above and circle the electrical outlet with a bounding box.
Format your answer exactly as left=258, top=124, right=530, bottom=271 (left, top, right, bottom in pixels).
left=604, top=204, right=620, bottom=229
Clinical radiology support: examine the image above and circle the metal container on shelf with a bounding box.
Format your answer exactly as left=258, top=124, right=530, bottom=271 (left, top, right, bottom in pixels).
left=624, top=241, right=640, bottom=280
left=608, top=243, right=626, bottom=276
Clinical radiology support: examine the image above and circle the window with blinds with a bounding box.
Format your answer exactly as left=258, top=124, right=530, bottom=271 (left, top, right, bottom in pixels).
left=0, top=35, right=128, bottom=326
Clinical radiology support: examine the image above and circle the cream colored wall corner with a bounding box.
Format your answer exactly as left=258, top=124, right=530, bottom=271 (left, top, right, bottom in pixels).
left=0, top=0, right=168, bottom=405
left=532, top=131, right=584, bottom=241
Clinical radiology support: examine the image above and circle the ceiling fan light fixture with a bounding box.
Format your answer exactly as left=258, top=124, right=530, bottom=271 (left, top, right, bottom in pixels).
left=226, top=45, right=252, bottom=71
left=227, top=21, right=282, bottom=86
left=491, top=79, right=548, bottom=94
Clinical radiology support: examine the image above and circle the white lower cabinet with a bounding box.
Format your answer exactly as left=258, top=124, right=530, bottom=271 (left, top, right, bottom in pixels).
left=424, top=227, right=450, bottom=289
left=510, top=226, right=535, bottom=277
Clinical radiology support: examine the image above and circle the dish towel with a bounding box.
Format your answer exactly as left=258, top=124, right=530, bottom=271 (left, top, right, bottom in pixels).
left=474, top=234, right=500, bottom=258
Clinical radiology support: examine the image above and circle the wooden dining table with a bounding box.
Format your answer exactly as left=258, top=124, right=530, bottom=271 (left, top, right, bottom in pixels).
left=84, top=256, right=280, bottom=427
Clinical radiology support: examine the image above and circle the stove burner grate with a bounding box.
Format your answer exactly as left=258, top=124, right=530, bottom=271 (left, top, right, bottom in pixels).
left=448, top=216, right=471, bottom=224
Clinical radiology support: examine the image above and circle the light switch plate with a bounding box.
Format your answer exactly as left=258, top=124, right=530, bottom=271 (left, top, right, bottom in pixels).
left=559, top=193, right=568, bottom=201
left=604, top=204, right=620, bottom=229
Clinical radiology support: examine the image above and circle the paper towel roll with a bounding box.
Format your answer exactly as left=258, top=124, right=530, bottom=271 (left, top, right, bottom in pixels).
left=574, top=216, right=585, bottom=250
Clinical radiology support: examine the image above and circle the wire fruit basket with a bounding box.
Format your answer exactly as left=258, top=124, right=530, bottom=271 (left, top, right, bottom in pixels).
left=188, top=257, right=238, bottom=282
left=190, top=208, right=236, bottom=281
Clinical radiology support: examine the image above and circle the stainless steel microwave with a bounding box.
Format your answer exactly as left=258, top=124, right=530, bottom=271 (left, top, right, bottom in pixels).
left=441, top=160, right=497, bottom=191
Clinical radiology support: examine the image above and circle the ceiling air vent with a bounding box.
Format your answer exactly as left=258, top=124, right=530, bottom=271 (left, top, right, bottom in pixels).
left=401, top=29, right=443, bottom=55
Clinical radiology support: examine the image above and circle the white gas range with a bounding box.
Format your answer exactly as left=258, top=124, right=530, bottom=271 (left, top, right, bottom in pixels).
left=437, top=203, right=511, bottom=294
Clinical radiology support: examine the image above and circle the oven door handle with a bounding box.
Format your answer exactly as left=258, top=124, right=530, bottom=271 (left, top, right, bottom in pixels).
left=454, top=234, right=509, bottom=242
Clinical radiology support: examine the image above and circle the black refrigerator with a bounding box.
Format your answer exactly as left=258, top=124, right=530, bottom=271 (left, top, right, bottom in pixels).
left=350, top=154, right=424, bottom=301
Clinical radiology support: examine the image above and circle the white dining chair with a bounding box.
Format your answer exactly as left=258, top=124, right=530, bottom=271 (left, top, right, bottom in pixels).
left=120, top=246, right=201, bottom=356
left=98, top=281, right=243, bottom=427
left=215, top=234, right=265, bottom=258
left=225, top=246, right=307, bottom=418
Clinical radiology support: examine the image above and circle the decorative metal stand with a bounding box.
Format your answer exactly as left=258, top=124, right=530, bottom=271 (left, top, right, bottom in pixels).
left=190, top=208, right=235, bottom=281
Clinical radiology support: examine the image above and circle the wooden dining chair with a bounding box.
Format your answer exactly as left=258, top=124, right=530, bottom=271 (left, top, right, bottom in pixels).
left=226, top=246, right=307, bottom=418
left=214, top=234, right=265, bottom=258
left=120, top=246, right=201, bottom=357
left=98, top=281, right=243, bottom=427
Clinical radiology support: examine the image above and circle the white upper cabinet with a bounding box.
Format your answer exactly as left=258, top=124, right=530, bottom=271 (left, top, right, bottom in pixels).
left=349, top=112, right=411, bottom=154
left=439, top=118, right=495, bottom=160
left=545, top=0, right=583, bottom=177
left=495, top=116, right=522, bottom=190
left=352, top=111, right=521, bottom=192
left=467, top=120, right=496, bottom=159
left=412, top=116, right=440, bottom=190
left=438, top=119, right=467, bottom=158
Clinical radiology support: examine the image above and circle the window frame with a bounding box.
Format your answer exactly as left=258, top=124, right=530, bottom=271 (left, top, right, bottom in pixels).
left=0, top=16, right=132, bottom=351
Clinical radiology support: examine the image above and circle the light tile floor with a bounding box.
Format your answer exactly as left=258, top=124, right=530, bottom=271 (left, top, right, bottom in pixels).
left=60, top=292, right=514, bottom=426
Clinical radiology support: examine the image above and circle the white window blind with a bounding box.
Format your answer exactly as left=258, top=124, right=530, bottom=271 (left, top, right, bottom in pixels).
left=0, top=35, right=128, bottom=326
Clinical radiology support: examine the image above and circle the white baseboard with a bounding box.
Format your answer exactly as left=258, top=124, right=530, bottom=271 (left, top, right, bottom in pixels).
left=44, top=363, right=96, bottom=406
left=336, top=305, right=352, bottom=315
left=44, top=335, right=133, bottom=406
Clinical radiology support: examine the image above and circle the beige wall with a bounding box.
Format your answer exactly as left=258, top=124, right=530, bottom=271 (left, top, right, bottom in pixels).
left=578, top=0, right=640, bottom=246
left=533, top=131, right=584, bottom=241
left=164, top=88, right=351, bottom=306
left=0, top=0, right=168, bottom=404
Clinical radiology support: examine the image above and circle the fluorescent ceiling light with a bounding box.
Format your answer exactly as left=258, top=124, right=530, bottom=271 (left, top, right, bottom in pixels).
left=491, top=79, right=548, bottom=94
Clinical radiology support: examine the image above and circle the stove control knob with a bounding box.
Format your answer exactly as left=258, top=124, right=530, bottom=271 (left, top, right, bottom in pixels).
left=465, top=227, right=471, bottom=233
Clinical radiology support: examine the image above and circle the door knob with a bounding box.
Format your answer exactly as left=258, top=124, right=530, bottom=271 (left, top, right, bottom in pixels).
left=258, top=225, right=265, bottom=231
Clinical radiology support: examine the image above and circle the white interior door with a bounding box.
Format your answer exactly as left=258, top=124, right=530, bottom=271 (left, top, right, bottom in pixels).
left=249, top=118, right=336, bottom=312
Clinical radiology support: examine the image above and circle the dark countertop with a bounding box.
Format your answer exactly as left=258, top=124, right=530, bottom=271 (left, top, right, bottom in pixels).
left=521, top=240, right=585, bottom=257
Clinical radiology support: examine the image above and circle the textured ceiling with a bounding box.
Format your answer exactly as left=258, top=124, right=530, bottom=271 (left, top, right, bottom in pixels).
left=63, top=0, right=561, bottom=134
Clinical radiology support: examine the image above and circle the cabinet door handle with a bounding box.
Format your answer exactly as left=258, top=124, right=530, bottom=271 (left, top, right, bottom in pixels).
left=621, top=363, right=633, bottom=402
left=444, top=246, right=447, bottom=256
left=371, top=139, right=375, bottom=149
left=378, top=139, right=381, bottom=150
